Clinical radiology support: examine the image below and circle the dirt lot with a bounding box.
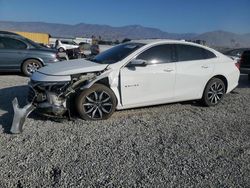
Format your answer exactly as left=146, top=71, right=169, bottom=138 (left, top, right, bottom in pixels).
left=0, top=74, right=250, bottom=187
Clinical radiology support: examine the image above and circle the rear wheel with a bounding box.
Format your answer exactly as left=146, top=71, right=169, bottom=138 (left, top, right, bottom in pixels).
left=76, top=84, right=117, bottom=120
left=202, top=78, right=226, bottom=106
left=22, top=59, right=42, bottom=76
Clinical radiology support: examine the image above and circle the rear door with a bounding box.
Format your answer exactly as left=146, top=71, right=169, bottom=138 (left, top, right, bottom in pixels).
left=174, top=44, right=216, bottom=100
left=0, top=37, right=28, bottom=71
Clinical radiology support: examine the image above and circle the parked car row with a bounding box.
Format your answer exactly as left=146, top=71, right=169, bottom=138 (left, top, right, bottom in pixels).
left=54, top=39, right=106, bottom=59
left=0, top=32, right=114, bottom=76
left=0, top=33, right=60, bottom=76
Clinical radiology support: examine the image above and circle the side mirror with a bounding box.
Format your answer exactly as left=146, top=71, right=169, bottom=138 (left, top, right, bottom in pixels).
left=129, top=59, right=148, bottom=67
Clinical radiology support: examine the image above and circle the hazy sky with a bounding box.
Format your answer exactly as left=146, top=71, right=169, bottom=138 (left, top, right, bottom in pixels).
left=0, top=0, right=250, bottom=34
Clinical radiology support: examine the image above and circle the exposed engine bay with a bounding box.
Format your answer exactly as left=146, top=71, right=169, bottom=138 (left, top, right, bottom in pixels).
left=29, top=72, right=101, bottom=116
left=10, top=71, right=105, bottom=134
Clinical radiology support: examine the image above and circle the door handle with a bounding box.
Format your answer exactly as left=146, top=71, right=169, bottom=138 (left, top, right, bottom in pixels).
left=164, top=68, right=174, bottom=72
left=201, top=65, right=209, bottom=69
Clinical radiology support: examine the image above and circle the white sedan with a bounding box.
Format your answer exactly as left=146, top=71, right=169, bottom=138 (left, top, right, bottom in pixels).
left=27, top=40, right=240, bottom=121
left=8, top=40, right=240, bottom=133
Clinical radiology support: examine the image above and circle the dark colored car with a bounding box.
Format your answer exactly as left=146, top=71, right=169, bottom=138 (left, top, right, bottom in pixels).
left=90, top=44, right=100, bottom=56
left=239, top=50, right=250, bottom=80
left=0, top=34, right=59, bottom=76
left=224, top=48, right=250, bottom=59
left=66, top=48, right=86, bottom=59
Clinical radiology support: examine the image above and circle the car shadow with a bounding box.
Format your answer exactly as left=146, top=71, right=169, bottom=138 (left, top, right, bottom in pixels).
left=0, top=72, right=26, bottom=77
left=0, top=85, right=29, bottom=133
left=238, top=74, right=250, bottom=88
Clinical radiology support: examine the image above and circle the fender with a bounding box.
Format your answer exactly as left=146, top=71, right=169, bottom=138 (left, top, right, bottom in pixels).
left=80, top=68, right=122, bottom=108
left=80, top=69, right=113, bottom=89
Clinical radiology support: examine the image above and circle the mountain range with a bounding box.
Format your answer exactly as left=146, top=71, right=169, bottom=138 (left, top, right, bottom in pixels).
left=0, top=21, right=250, bottom=48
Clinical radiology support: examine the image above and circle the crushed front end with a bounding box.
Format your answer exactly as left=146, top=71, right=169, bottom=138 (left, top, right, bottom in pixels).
left=10, top=72, right=98, bottom=133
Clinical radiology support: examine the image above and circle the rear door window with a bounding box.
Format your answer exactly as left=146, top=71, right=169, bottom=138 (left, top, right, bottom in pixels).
left=1, top=37, right=27, bottom=49
left=136, top=44, right=174, bottom=64
left=176, top=44, right=216, bottom=61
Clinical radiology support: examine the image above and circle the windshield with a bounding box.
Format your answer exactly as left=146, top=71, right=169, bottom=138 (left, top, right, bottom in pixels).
left=90, top=43, right=145, bottom=64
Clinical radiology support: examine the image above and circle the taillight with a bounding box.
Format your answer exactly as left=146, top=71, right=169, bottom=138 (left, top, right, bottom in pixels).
left=235, top=62, right=240, bottom=69
left=235, top=58, right=241, bottom=69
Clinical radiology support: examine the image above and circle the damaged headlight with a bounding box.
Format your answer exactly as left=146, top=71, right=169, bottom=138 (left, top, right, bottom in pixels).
left=71, top=73, right=97, bottom=83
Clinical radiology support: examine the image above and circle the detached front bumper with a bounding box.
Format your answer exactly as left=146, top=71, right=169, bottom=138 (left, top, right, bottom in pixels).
left=10, top=84, right=68, bottom=134
left=10, top=98, right=36, bottom=134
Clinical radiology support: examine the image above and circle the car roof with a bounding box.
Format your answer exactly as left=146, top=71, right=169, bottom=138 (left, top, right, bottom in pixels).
left=0, top=33, right=25, bottom=40
left=131, top=39, right=205, bottom=46
left=131, top=39, right=178, bottom=44
left=0, top=31, right=21, bottom=35
left=130, top=39, right=222, bottom=57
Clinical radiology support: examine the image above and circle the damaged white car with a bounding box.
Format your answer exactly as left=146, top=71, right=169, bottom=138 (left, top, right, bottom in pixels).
left=11, top=40, right=240, bottom=133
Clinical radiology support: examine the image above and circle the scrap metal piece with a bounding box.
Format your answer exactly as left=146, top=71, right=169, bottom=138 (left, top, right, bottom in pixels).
left=10, top=98, right=36, bottom=134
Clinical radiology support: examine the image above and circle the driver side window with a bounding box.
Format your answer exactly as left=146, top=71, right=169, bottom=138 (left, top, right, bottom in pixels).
left=136, top=44, right=174, bottom=64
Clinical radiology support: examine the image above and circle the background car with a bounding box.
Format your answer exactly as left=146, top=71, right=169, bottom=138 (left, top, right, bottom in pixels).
left=239, top=50, right=250, bottom=80
left=223, top=48, right=250, bottom=60
left=0, top=34, right=60, bottom=76
left=90, top=44, right=100, bottom=56
left=55, top=39, right=79, bottom=52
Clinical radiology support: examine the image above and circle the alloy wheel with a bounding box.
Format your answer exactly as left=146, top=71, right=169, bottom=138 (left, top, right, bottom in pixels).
left=207, top=82, right=225, bottom=105
left=83, top=91, right=113, bottom=119
left=27, top=62, right=40, bottom=74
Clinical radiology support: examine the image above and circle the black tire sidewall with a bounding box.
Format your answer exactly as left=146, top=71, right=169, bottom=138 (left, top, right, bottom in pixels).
left=202, top=78, right=225, bottom=106
left=22, top=59, right=42, bottom=76
left=76, top=84, right=117, bottom=120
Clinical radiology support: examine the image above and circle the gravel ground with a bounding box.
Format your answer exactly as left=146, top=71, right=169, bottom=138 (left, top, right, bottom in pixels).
left=0, top=74, right=250, bottom=187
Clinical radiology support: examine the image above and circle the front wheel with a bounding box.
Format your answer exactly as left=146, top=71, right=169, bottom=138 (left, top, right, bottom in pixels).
left=202, top=78, right=226, bottom=106
left=76, top=84, right=117, bottom=120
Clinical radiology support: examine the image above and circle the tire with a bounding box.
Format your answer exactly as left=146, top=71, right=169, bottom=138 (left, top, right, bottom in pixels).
left=76, top=84, right=117, bottom=120
left=22, top=59, right=42, bottom=76
left=58, top=47, right=65, bottom=52
left=202, top=78, right=226, bottom=106
left=248, top=74, right=250, bottom=81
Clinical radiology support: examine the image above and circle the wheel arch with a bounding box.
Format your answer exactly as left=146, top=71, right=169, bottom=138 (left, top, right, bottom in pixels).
left=95, top=77, right=110, bottom=87
left=203, top=74, right=228, bottom=95
left=21, top=58, right=45, bottom=69
left=212, top=75, right=228, bottom=92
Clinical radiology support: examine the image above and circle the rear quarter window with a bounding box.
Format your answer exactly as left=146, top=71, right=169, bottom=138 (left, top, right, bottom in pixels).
left=176, top=44, right=216, bottom=61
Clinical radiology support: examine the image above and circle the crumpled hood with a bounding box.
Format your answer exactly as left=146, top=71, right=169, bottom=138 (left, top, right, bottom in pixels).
left=38, top=59, right=108, bottom=76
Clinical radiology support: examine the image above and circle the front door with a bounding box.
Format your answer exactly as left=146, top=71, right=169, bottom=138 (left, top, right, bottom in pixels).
left=120, top=44, right=176, bottom=107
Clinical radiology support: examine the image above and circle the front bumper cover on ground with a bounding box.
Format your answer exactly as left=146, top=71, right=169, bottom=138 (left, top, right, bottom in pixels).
left=10, top=98, right=36, bottom=134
